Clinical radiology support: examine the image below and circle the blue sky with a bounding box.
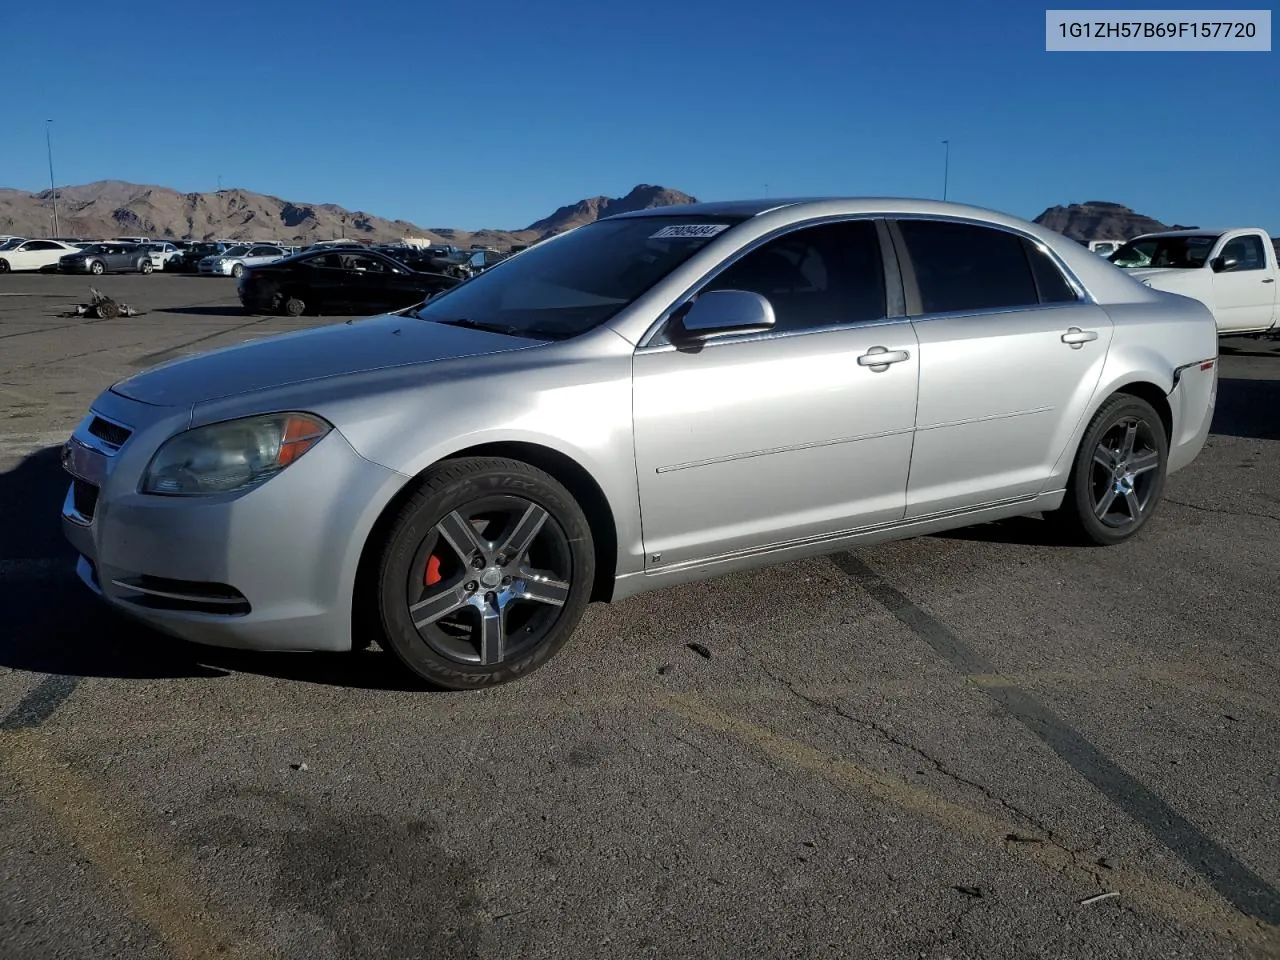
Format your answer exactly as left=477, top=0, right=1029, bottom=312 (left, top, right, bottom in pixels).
left=2, top=0, right=1276, bottom=232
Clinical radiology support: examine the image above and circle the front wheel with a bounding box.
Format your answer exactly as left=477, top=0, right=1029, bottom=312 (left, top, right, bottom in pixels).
left=371, top=457, right=595, bottom=689
left=282, top=295, right=305, bottom=317
left=0, top=259, right=9, bottom=273
left=1049, top=394, right=1169, bottom=546
left=231, top=263, right=244, bottom=278
left=89, top=260, right=105, bottom=275
left=139, top=259, right=154, bottom=274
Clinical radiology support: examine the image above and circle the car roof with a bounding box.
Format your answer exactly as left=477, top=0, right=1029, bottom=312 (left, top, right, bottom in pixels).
left=601, top=196, right=1081, bottom=228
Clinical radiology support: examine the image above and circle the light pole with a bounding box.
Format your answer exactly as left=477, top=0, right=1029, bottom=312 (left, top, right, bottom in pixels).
left=45, top=120, right=60, bottom=236
left=941, top=139, right=950, bottom=201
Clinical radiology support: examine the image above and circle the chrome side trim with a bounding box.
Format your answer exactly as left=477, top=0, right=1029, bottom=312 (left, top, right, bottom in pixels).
left=656, top=425, right=915, bottom=474
left=635, top=314, right=914, bottom=355
left=917, top=405, right=1055, bottom=432
left=647, top=492, right=1041, bottom=575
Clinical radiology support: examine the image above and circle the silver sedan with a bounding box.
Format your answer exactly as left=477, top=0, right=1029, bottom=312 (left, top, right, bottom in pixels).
left=60, top=198, right=1219, bottom=689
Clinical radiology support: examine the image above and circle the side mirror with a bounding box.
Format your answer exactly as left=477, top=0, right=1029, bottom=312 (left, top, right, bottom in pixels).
left=672, top=289, right=776, bottom=342
left=1210, top=255, right=1238, bottom=272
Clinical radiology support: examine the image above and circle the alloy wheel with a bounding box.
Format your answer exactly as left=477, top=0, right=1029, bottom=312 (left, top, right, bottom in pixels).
left=404, top=496, right=572, bottom=666
left=1088, top=415, right=1161, bottom=529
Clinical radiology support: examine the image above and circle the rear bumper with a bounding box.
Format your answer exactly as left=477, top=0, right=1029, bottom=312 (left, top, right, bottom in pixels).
left=1167, top=356, right=1217, bottom=475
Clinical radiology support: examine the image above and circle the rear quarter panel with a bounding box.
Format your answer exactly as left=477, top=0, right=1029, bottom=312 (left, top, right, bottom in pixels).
left=1047, top=292, right=1217, bottom=485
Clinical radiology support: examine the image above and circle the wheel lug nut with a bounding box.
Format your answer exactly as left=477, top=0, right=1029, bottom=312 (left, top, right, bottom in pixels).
left=471, top=555, right=485, bottom=569
left=501, top=576, right=512, bottom=586
left=465, top=581, right=478, bottom=593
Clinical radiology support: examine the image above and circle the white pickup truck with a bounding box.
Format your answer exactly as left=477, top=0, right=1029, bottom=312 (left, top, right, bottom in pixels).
left=1107, top=228, right=1279, bottom=336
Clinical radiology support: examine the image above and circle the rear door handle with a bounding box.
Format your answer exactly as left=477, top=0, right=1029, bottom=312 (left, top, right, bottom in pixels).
left=857, top=346, right=910, bottom=370
left=1062, top=327, right=1098, bottom=348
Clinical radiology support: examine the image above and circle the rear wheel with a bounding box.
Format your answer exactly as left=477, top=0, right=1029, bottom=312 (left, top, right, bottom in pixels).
left=1049, top=394, right=1168, bottom=545
left=372, top=457, right=595, bottom=690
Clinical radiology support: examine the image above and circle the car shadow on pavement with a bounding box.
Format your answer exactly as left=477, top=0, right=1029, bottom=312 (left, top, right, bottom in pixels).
left=1213, top=377, right=1280, bottom=442
left=0, top=446, right=430, bottom=692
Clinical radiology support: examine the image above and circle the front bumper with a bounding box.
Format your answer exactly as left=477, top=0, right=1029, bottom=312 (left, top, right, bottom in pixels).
left=59, top=262, right=94, bottom=273
left=60, top=398, right=406, bottom=652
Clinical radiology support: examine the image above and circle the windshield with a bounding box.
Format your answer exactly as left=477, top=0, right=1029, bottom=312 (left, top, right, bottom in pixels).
left=1110, top=234, right=1220, bottom=269
left=0, top=238, right=22, bottom=251
left=413, top=215, right=746, bottom=339
left=221, top=245, right=249, bottom=257
left=80, top=244, right=113, bottom=254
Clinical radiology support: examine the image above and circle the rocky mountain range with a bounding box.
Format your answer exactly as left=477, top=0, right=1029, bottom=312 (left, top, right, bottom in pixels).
left=1031, top=201, right=1195, bottom=241
left=0, top=180, right=1214, bottom=248
left=0, top=182, right=699, bottom=249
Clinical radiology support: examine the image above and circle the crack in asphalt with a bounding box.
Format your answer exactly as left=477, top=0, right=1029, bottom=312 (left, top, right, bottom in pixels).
left=1164, top=497, right=1280, bottom=523
left=753, top=661, right=1104, bottom=884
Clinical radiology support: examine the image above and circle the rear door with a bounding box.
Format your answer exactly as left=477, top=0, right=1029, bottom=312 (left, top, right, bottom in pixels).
left=890, top=218, right=1114, bottom=518
left=1211, top=232, right=1277, bottom=332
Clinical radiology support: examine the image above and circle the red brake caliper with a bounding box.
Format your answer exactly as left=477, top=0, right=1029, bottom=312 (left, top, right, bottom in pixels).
left=424, top=554, right=442, bottom=586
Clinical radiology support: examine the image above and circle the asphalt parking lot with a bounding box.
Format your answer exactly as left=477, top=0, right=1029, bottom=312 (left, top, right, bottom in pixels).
left=1, top=272, right=1278, bottom=960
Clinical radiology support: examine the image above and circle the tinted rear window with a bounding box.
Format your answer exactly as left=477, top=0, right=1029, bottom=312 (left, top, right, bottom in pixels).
left=897, top=220, right=1039, bottom=314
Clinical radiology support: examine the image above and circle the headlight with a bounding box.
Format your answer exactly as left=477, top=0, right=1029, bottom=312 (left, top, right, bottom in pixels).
left=141, top=412, right=331, bottom=496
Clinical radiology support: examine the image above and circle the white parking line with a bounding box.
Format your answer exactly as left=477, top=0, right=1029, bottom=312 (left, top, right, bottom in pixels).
left=0, top=558, right=74, bottom=582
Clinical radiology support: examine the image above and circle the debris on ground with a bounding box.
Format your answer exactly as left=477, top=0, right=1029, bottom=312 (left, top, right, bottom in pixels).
left=290, top=762, right=309, bottom=772
left=686, top=642, right=712, bottom=660
left=657, top=663, right=674, bottom=676
left=952, top=885, right=983, bottom=898
left=1079, top=891, right=1119, bottom=906
left=58, top=287, right=143, bottom=319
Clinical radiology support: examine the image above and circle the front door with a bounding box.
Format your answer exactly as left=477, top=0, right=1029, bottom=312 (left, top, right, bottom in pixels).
left=1212, top=233, right=1277, bottom=333
left=632, top=219, right=920, bottom=570
left=890, top=218, right=1115, bottom=518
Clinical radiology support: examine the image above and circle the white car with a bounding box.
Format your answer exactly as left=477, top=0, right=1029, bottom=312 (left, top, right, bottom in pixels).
left=140, top=242, right=182, bottom=269
left=198, top=244, right=289, bottom=277
left=0, top=238, right=83, bottom=273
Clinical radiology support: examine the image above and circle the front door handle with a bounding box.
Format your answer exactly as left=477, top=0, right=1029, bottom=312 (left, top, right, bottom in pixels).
left=1062, top=327, right=1098, bottom=348
left=857, top=346, right=910, bottom=370
left=1263, top=278, right=1275, bottom=283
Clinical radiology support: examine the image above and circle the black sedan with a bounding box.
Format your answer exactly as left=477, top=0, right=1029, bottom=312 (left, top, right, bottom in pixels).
left=57, top=243, right=155, bottom=275
left=237, top=248, right=461, bottom=316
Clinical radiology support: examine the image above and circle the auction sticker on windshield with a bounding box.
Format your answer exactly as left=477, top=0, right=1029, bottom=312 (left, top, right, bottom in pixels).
left=649, top=224, right=731, bottom=239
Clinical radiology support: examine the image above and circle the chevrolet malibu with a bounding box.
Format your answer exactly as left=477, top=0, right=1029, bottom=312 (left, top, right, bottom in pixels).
left=60, top=198, right=1218, bottom=689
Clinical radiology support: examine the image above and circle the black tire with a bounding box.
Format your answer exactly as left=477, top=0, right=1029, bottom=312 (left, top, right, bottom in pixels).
left=89, top=260, right=104, bottom=275
left=1048, top=393, right=1169, bottom=546
left=0, top=259, right=9, bottom=273
left=372, top=457, right=595, bottom=690
left=282, top=296, right=305, bottom=317
left=231, top=263, right=244, bottom=278
left=139, top=259, right=153, bottom=274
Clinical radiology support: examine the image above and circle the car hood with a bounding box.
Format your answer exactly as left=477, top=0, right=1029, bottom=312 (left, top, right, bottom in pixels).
left=109, top=312, right=546, bottom=406
left=1120, top=267, right=1206, bottom=291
